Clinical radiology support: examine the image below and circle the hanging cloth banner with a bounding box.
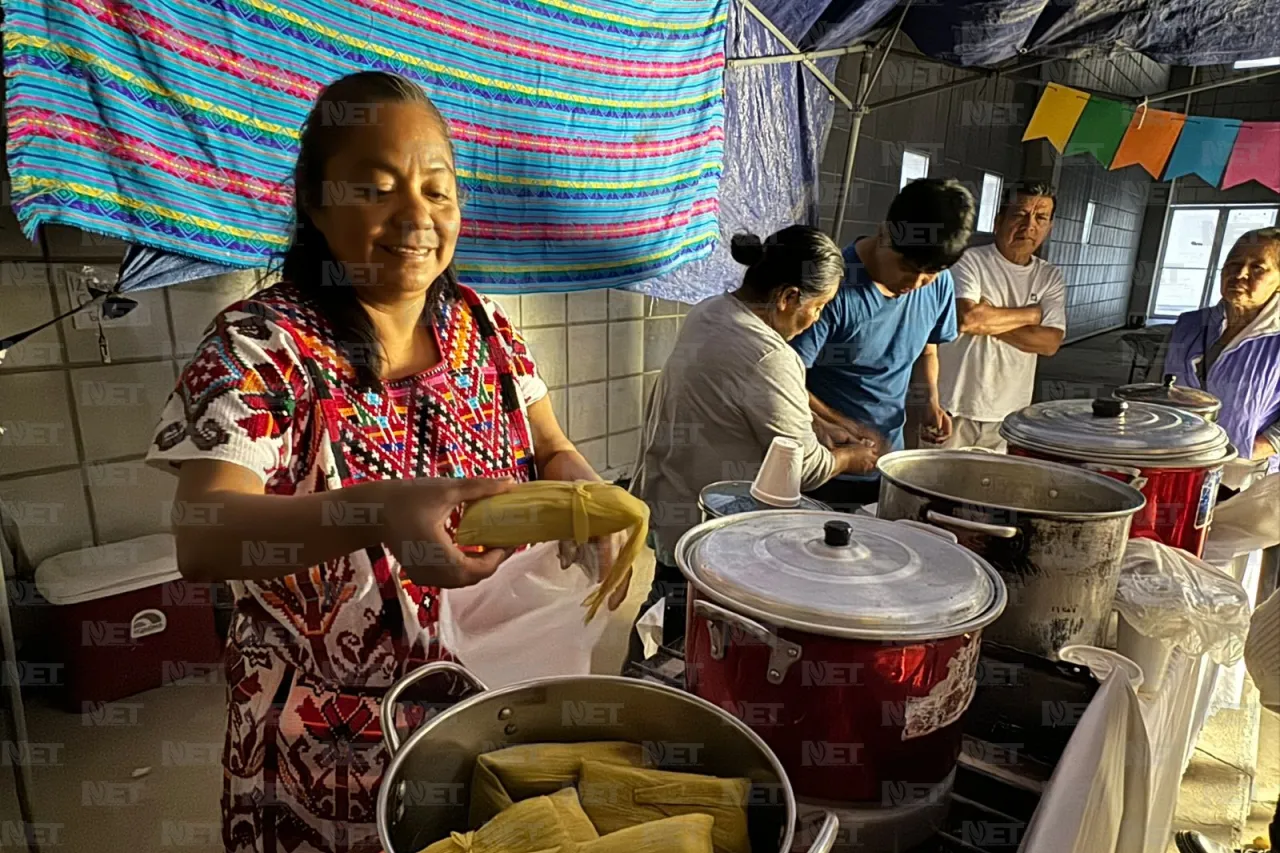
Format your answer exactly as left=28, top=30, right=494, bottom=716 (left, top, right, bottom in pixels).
left=1163, top=117, right=1243, bottom=186
left=1022, top=83, right=1090, bottom=152
left=1221, top=122, right=1280, bottom=193
left=1110, top=107, right=1186, bottom=177
left=1064, top=96, right=1136, bottom=167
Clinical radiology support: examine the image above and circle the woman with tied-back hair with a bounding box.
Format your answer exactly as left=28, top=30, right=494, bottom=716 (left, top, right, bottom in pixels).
left=628, top=225, right=883, bottom=655
left=147, top=72, right=616, bottom=853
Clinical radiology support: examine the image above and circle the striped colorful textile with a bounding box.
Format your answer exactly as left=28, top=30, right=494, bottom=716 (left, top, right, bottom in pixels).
left=3, top=0, right=727, bottom=292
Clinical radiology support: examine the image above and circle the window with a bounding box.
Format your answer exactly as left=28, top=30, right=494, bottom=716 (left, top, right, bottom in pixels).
left=1152, top=209, right=1221, bottom=317
left=977, top=173, right=1003, bottom=232
left=1234, top=57, right=1280, bottom=69
left=899, top=150, right=930, bottom=190
left=1150, top=204, right=1280, bottom=319
left=1081, top=201, right=1097, bottom=244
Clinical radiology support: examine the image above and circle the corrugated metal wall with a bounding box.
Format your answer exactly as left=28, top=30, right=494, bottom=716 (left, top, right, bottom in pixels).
left=821, top=46, right=1169, bottom=341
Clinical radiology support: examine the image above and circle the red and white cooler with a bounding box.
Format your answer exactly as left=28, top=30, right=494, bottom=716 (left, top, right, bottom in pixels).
left=35, top=533, right=222, bottom=710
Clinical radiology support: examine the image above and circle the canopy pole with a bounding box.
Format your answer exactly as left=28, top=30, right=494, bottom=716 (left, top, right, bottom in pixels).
left=865, top=56, right=1057, bottom=112
left=1143, top=65, right=1280, bottom=104
left=832, top=53, right=873, bottom=244
left=738, top=0, right=853, bottom=109
left=728, top=44, right=869, bottom=69
left=829, top=5, right=908, bottom=243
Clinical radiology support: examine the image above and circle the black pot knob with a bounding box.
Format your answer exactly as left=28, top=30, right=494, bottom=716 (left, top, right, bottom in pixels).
left=1092, top=397, right=1128, bottom=418
left=1163, top=373, right=1177, bottom=388
left=824, top=520, right=853, bottom=547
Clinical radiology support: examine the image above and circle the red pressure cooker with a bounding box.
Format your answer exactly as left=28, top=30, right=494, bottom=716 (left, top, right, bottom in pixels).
left=1000, top=398, right=1237, bottom=557
left=676, top=510, right=1007, bottom=806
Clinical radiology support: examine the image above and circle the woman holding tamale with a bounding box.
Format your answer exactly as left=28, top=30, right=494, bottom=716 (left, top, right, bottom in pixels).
left=147, top=72, right=617, bottom=853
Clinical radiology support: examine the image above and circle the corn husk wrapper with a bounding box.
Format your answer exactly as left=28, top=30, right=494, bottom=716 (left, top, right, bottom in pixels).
left=468, top=742, right=646, bottom=828
left=577, top=761, right=751, bottom=853
left=425, top=789, right=594, bottom=853
left=454, top=481, right=649, bottom=621
left=578, top=814, right=715, bottom=853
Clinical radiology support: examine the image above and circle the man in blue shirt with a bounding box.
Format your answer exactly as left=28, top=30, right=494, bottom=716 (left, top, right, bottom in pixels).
left=792, top=178, right=975, bottom=506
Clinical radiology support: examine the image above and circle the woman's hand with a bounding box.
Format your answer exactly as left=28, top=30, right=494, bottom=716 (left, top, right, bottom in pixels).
left=379, top=477, right=517, bottom=588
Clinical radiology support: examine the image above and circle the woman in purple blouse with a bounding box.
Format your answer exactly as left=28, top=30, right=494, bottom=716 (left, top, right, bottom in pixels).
left=1165, top=228, right=1280, bottom=490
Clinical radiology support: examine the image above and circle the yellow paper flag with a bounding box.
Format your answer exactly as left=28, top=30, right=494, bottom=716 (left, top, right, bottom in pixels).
left=1110, top=106, right=1186, bottom=177
left=1022, top=84, right=1090, bottom=152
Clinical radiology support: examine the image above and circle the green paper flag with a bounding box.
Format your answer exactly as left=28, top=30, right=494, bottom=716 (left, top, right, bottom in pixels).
left=1064, top=97, right=1135, bottom=167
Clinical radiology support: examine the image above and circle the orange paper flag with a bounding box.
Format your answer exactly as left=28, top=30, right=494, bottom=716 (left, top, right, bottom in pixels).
left=1022, top=84, right=1090, bottom=152
left=1110, top=106, right=1186, bottom=177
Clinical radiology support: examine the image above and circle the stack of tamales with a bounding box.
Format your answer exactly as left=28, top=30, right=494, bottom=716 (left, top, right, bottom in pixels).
left=417, top=741, right=752, bottom=853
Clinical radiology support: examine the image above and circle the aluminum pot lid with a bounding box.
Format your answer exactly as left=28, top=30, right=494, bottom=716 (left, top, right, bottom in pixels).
left=1114, top=374, right=1221, bottom=414
left=699, top=481, right=828, bottom=517
left=1000, top=398, right=1233, bottom=464
left=680, top=510, right=998, bottom=637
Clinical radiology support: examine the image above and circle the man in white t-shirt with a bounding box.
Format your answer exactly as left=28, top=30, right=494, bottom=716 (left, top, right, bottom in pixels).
left=936, top=183, right=1067, bottom=451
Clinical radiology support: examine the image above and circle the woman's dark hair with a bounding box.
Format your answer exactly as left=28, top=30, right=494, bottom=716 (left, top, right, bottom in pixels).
left=885, top=177, right=975, bottom=273
left=730, top=225, right=845, bottom=301
left=282, top=71, right=459, bottom=389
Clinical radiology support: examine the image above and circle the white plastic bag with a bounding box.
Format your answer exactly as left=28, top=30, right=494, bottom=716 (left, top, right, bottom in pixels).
left=1203, top=472, right=1280, bottom=563
left=437, top=542, right=608, bottom=689
left=1114, top=539, right=1252, bottom=665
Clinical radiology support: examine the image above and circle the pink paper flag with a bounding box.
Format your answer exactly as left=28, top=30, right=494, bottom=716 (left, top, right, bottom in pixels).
left=1221, top=122, right=1280, bottom=192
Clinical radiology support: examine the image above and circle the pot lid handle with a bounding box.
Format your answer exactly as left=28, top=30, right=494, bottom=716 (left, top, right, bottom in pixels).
left=1163, top=373, right=1177, bottom=388
left=1092, top=397, right=1129, bottom=418
left=823, top=519, right=853, bottom=547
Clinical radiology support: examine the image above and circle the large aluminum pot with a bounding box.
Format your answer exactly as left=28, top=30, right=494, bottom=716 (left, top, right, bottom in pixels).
left=678, top=510, right=1006, bottom=812
left=1001, top=398, right=1236, bottom=556
left=1114, top=373, right=1222, bottom=422
left=377, top=662, right=837, bottom=853
left=876, top=449, right=1146, bottom=660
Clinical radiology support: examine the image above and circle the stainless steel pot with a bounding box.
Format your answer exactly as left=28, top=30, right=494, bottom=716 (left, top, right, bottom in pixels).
left=1113, top=374, right=1222, bottom=422
left=875, top=450, right=1146, bottom=660
left=377, top=662, right=837, bottom=853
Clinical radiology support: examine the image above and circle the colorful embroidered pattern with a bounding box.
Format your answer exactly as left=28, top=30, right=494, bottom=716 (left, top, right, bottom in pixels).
left=3, top=0, right=727, bottom=291
left=148, top=284, right=537, bottom=852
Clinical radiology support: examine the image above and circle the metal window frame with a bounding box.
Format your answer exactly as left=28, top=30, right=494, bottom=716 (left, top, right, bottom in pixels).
left=899, top=148, right=932, bottom=189
left=977, top=172, right=1004, bottom=233
left=1147, top=202, right=1280, bottom=320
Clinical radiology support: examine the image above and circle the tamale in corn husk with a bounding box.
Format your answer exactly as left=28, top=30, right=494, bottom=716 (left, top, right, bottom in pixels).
left=454, top=481, right=649, bottom=620
left=468, top=742, right=646, bottom=828
left=424, top=788, right=596, bottom=853
left=577, top=761, right=751, bottom=853
left=578, top=814, right=715, bottom=853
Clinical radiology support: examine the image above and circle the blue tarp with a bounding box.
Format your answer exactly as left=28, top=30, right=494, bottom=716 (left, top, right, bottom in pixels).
left=902, top=0, right=1280, bottom=68
left=104, top=0, right=1280, bottom=297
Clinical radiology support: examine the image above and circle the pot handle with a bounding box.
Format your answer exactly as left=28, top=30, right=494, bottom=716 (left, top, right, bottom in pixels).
left=693, top=599, right=802, bottom=685
left=893, top=518, right=960, bottom=544
left=808, top=811, right=841, bottom=853
left=1080, top=462, right=1148, bottom=492
left=958, top=445, right=999, bottom=455
left=380, top=661, right=488, bottom=755
left=925, top=510, right=1019, bottom=539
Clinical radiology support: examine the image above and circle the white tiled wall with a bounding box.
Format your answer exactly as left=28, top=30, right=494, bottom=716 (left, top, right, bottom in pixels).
left=0, top=220, right=683, bottom=563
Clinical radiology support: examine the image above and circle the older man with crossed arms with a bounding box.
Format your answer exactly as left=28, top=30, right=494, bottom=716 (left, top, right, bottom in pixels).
left=936, top=181, right=1067, bottom=451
